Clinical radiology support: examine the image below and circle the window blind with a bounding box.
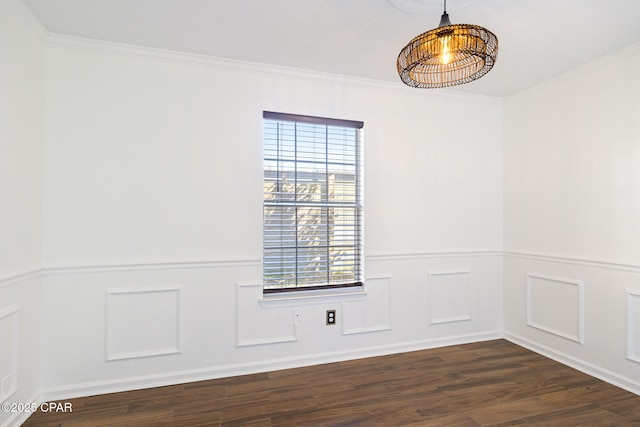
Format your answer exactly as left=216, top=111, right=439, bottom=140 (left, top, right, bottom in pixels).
left=263, top=111, right=363, bottom=293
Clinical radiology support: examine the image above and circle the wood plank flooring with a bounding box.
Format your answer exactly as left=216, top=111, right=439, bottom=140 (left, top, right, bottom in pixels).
left=23, top=340, right=640, bottom=426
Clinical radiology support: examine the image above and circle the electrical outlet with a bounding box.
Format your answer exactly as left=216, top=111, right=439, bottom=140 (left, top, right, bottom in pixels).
left=326, top=309, right=336, bottom=325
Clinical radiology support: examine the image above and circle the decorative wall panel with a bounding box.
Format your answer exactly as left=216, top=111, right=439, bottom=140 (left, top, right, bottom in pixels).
left=236, top=282, right=297, bottom=346
left=342, top=275, right=392, bottom=335
left=106, top=286, right=182, bottom=361
left=427, top=269, right=471, bottom=325
left=526, top=273, right=584, bottom=344
left=627, top=288, right=640, bottom=363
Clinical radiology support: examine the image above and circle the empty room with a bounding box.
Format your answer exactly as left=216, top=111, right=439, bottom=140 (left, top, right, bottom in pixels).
left=2, top=0, right=640, bottom=425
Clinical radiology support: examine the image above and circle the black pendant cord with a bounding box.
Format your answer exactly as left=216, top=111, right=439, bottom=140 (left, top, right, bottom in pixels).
left=439, top=0, right=451, bottom=27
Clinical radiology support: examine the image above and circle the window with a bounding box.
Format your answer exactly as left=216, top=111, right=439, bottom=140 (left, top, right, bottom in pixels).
left=263, top=111, right=364, bottom=294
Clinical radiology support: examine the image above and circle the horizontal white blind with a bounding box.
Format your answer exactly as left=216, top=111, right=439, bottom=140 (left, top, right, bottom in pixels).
left=263, top=112, right=363, bottom=292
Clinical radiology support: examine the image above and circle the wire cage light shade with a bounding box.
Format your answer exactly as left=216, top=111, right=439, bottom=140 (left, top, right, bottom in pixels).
left=397, top=7, right=498, bottom=88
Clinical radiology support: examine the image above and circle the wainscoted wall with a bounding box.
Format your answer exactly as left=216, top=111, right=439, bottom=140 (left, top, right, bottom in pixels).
left=34, top=14, right=504, bottom=406
left=4, top=1, right=640, bottom=425
left=503, top=252, right=640, bottom=395
left=38, top=252, right=502, bottom=401
left=0, top=273, right=42, bottom=427
left=502, top=42, right=640, bottom=396
left=525, top=272, right=584, bottom=344
left=0, top=0, right=45, bottom=426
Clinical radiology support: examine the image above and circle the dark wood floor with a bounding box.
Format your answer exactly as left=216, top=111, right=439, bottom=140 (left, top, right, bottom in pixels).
left=23, top=339, right=640, bottom=426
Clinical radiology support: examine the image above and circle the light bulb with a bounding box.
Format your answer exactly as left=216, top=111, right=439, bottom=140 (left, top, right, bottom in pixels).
left=440, top=36, right=452, bottom=65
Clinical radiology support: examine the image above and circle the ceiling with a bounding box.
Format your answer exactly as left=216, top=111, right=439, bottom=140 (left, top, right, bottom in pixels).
left=22, top=0, right=640, bottom=97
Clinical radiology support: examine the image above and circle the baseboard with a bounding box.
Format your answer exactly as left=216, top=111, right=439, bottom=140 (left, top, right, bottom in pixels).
left=39, top=330, right=502, bottom=403
left=1, top=391, right=41, bottom=427
left=504, top=332, right=640, bottom=397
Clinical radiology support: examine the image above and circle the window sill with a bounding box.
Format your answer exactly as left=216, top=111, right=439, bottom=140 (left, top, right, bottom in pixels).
left=259, top=287, right=367, bottom=308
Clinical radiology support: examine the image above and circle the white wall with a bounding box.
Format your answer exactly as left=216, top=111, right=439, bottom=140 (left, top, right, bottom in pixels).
left=503, top=42, right=640, bottom=393
left=0, top=1, right=44, bottom=426
left=38, top=38, right=504, bottom=398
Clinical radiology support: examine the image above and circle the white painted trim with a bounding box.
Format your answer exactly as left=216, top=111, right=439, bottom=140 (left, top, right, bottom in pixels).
left=627, top=288, right=640, bottom=363
left=106, top=285, right=184, bottom=295
left=32, top=251, right=640, bottom=278
left=260, top=289, right=367, bottom=308
left=235, top=281, right=298, bottom=347
left=505, top=332, right=640, bottom=397
left=365, top=274, right=394, bottom=281
left=367, top=250, right=502, bottom=261
left=504, top=250, right=640, bottom=273
left=342, top=274, right=393, bottom=335
left=41, top=32, right=502, bottom=104
left=2, top=390, right=40, bottom=427
left=38, top=330, right=503, bottom=403
left=341, top=325, right=393, bottom=335
left=526, top=273, right=585, bottom=345
left=0, top=269, right=41, bottom=289
left=44, top=258, right=261, bottom=276
left=0, top=0, right=49, bottom=43
left=105, top=285, right=182, bottom=361
left=43, top=33, right=392, bottom=89
left=0, top=305, right=19, bottom=404
left=236, top=336, right=298, bottom=347
left=1, top=258, right=260, bottom=288
left=236, top=281, right=264, bottom=289
left=427, top=269, right=472, bottom=325
left=430, top=316, right=472, bottom=325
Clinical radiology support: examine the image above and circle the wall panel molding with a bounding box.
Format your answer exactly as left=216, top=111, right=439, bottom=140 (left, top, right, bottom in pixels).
left=526, top=273, right=584, bottom=344
left=106, top=285, right=182, bottom=361
left=0, top=304, right=19, bottom=403
left=627, top=288, right=640, bottom=363
left=427, top=269, right=472, bottom=325
left=342, top=275, right=392, bottom=335
left=236, top=282, right=297, bottom=347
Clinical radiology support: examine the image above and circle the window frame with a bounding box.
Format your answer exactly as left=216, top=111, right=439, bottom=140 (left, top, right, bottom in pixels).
left=262, top=111, right=364, bottom=295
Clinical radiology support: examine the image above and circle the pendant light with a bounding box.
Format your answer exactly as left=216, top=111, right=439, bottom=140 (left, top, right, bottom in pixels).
left=397, top=0, right=498, bottom=88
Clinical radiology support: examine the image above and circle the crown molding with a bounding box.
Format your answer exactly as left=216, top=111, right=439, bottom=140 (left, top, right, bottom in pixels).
left=43, top=32, right=501, bottom=104
left=44, top=32, right=403, bottom=88
left=1, top=0, right=49, bottom=43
